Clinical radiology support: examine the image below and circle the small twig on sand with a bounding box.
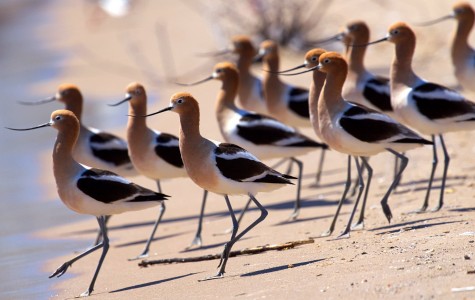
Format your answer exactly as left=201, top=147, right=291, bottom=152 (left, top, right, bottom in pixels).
left=138, top=238, right=314, bottom=267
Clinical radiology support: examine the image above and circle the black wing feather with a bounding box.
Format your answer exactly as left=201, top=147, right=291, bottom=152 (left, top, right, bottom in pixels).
left=77, top=169, right=167, bottom=203
left=362, top=77, right=392, bottom=112
left=288, top=87, right=310, bottom=118
left=154, top=133, right=184, bottom=168
left=89, top=133, right=132, bottom=166
left=412, top=83, right=475, bottom=119
left=214, top=143, right=292, bottom=184
left=237, top=113, right=326, bottom=148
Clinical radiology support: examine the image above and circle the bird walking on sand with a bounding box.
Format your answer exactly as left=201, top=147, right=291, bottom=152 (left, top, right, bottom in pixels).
left=305, top=52, right=431, bottom=237
left=177, top=62, right=327, bottom=221
left=365, top=22, right=475, bottom=212
left=109, top=82, right=209, bottom=255
left=7, top=109, right=168, bottom=297
left=277, top=48, right=367, bottom=229
left=311, top=20, right=404, bottom=189
left=141, top=92, right=294, bottom=279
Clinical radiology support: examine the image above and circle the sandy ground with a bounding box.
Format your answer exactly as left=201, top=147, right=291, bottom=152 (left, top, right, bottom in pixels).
left=4, top=0, right=475, bottom=299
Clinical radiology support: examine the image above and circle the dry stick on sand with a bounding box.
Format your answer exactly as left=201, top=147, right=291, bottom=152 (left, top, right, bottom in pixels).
left=138, top=239, right=314, bottom=267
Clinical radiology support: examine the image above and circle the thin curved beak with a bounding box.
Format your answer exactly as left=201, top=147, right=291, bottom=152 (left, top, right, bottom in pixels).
left=5, top=122, right=52, bottom=131
left=414, top=14, right=455, bottom=27
left=129, top=106, right=172, bottom=118
left=267, top=63, right=307, bottom=74
left=175, top=75, right=214, bottom=86
left=307, top=33, right=344, bottom=46
left=195, top=48, right=233, bottom=57
left=350, top=36, right=389, bottom=47
left=18, top=96, right=56, bottom=106
left=108, top=94, right=132, bottom=107
left=280, top=65, right=320, bottom=76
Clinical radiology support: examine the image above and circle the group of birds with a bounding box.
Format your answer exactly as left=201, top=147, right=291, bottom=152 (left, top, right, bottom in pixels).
left=7, top=1, right=475, bottom=297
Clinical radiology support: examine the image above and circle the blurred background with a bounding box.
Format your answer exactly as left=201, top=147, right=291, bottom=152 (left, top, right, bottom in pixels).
left=0, top=0, right=467, bottom=298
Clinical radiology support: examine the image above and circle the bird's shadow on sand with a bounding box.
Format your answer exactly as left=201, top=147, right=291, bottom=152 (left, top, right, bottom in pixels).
left=110, top=272, right=200, bottom=294
left=113, top=231, right=188, bottom=248
left=369, top=216, right=448, bottom=232
left=240, top=258, right=325, bottom=277
left=392, top=174, right=466, bottom=194
left=371, top=218, right=464, bottom=235
left=449, top=206, right=475, bottom=212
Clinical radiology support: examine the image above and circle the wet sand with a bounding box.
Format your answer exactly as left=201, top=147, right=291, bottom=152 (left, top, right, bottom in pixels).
left=2, top=0, right=475, bottom=299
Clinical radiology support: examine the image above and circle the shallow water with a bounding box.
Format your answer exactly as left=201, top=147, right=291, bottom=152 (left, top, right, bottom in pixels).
left=0, top=1, right=89, bottom=298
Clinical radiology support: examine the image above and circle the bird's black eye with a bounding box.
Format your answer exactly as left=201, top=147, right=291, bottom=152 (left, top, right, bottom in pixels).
left=324, top=58, right=330, bottom=64
left=216, top=68, right=222, bottom=73
left=55, top=115, right=61, bottom=121
left=311, top=56, right=317, bottom=61
left=392, top=29, right=399, bottom=35
left=177, top=99, right=183, bottom=104
left=135, top=89, right=142, bottom=95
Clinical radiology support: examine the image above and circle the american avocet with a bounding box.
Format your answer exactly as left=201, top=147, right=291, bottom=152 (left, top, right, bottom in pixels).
left=313, top=20, right=404, bottom=187
left=256, top=40, right=310, bottom=127
left=231, top=35, right=267, bottom=114
left=310, top=21, right=394, bottom=114
left=19, top=84, right=137, bottom=178
left=257, top=39, right=328, bottom=184
left=6, top=109, right=168, bottom=297
left=341, top=20, right=408, bottom=188
left=178, top=62, right=327, bottom=221
left=417, top=2, right=475, bottom=95
left=109, top=82, right=209, bottom=255
left=142, top=92, right=294, bottom=279
left=277, top=48, right=368, bottom=229
left=272, top=49, right=327, bottom=141
left=366, top=22, right=475, bottom=212
left=198, top=35, right=266, bottom=114
left=342, top=21, right=393, bottom=116
left=314, top=52, right=432, bottom=237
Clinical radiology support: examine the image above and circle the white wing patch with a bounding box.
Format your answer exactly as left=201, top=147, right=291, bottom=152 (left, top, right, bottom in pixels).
left=216, top=148, right=261, bottom=162
left=88, top=127, right=129, bottom=150
left=87, top=173, right=132, bottom=185
left=349, top=111, right=399, bottom=125
left=366, top=80, right=390, bottom=96
left=412, top=85, right=465, bottom=102
left=237, top=115, right=295, bottom=133
left=152, top=130, right=179, bottom=147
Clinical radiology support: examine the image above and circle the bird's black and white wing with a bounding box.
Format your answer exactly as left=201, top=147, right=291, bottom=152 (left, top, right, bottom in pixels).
left=214, top=143, right=295, bottom=184
left=410, top=82, right=475, bottom=121
left=362, top=76, right=392, bottom=112
left=339, top=104, right=432, bottom=145
left=236, top=112, right=327, bottom=148
left=287, top=86, right=310, bottom=118
left=153, top=131, right=184, bottom=168
left=88, top=129, right=133, bottom=167
left=77, top=168, right=168, bottom=203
